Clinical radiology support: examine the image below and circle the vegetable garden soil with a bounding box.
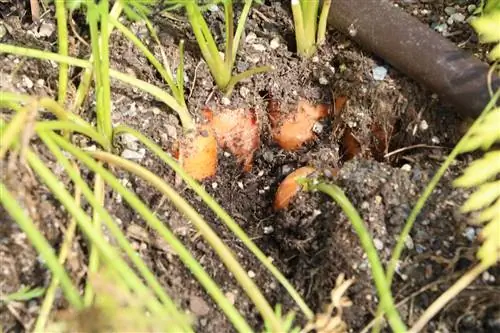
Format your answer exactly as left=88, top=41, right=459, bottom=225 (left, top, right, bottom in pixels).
left=1, top=1, right=499, bottom=332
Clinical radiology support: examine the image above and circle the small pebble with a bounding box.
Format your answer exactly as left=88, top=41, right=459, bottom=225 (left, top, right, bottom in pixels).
left=224, top=292, right=236, bottom=305
left=252, top=44, right=266, bottom=52
left=419, top=120, right=429, bottom=131
left=189, top=295, right=210, bottom=316
left=373, top=238, right=384, bottom=251
left=312, top=122, right=324, bottom=134
left=248, top=270, right=256, bottom=278
left=444, top=6, right=456, bottom=15
left=22, top=75, right=33, bottom=89
left=121, top=133, right=139, bottom=150
left=467, top=4, right=476, bottom=13
left=239, top=86, right=249, bottom=98
left=237, top=181, right=244, bottom=190
left=318, top=76, right=329, bottom=85
left=221, top=97, right=231, bottom=105
left=405, top=235, right=414, bottom=250
left=401, top=164, right=412, bottom=172
left=245, top=32, right=257, bottom=43
left=208, top=4, right=219, bottom=12
left=263, top=226, right=274, bottom=234
left=451, top=13, right=465, bottom=23
left=463, top=227, right=476, bottom=241
left=431, top=136, right=441, bottom=144
left=211, top=182, right=218, bottom=190
left=38, top=22, right=55, bottom=37
left=121, top=148, right=145, bottom=161
left=270, top=37, right=280, bottom=49
left=372, top=66, right=388, bottom=81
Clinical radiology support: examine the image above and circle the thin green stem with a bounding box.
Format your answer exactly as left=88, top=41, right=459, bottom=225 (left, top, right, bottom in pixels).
left=0, top=104, right=32, bottom=159
left=91, top=150, right=283, bottom=333
left=33, top=162, right=81, bottom=332
left=55, top=0, right=68, bottom=104
left=71, top=1, right=123, bottom=112
left=38, top=132, right=191, bottom=332
left=372, top=87, right=500, bottom=332
left=96, top=0, right=113, bottom=140
left=177, top=40, right=186, bottom=104
left=0, top=44, right=195, bottom=130
left=224, top=0, right=234, bottom=72
left=113, top=126, right=314, bottom=319
left=24, top=146, right=172, bottom=316
left=86, top=0, right=106, bottom=137
left=83, top=172, right=105, bottom=306
left=185, top=2, right=229, bottom=90
left=108, top=16, right=182, bottom=104
left=232, top=0, right=253, bottom=65
left=307, top=182, right=407, bottom=333
left=291, top=0, right=309, bottom=58
left=317, top=0, right=331, bottom=45
left=0, top=183, right=83, bottom=309
left=36, top=121, right=109, bottom=150
left=49, top=133, right=252, bottom=333
left=225, top=65, right=273, bottom=98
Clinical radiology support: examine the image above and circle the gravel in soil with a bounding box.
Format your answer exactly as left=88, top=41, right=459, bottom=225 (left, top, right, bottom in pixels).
left=1, top=1, right=499, bottom=332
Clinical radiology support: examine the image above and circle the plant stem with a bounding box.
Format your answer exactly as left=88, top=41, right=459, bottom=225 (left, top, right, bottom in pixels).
left=317, top=0, right=331, bottom=46
left=55, top=0, right=68, bottom=104
left=39, top=132, right=191, bottom=332
left=91, top=150, right=283, bottom=332
left=225, top=65, right=273, bottom=98
left=50, top=134, right=252, bottom=333
left=33, top=162, right=81, bottom=332
left=409, top=263, right=489, bottom=332
left=0, top=183, right=83, bottom=309
left=83, top=172, right=105, bottom=306
left=113, top=125, right=315, bottom=319
left=0, top=104, right=32, bottom=159
left=232, top=0, right=253, bottom=65
left=36, top=121, right=109, bottom=150
left=372, top=87, right=500, bottom=333
left=307, top=182, right=407, bottom=333
left=0, top=44, right=195, bottom=130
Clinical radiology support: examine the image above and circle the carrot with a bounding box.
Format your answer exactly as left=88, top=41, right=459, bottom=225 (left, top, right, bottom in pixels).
left=268, top=98, right=330, bottom=151
left=179, top=124, right=218, bottom=181
left=274, top=166, right=316, bottom=210
left=203, top=106, right=260, bottom=172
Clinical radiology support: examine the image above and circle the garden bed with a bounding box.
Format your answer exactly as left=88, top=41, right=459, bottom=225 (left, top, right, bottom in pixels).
left=1, top=1, right=499, bottom=332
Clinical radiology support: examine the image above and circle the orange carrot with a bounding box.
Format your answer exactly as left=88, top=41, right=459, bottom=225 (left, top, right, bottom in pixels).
left=269, top=98, right=330, bottom=151
left=179, top=124, right=218, bottom=181
left=274, top=166, right=316, bottom=210
left=204, top=106, right=260, bottom=172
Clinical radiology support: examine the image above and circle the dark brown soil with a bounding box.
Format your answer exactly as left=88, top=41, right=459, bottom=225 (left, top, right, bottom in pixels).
left=1, top=1, right=499, bottom=332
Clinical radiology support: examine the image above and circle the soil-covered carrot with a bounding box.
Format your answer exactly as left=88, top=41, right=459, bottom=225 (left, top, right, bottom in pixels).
left=179, top=124, right=218, bottom=181
left=203, top=106, right=260, bottom=172
left=274, top=166, right=316, bottom=210
left=268, top=98, right=329, bottom=151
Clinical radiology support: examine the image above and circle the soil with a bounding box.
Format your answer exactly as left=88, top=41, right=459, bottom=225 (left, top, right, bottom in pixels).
left=1, top=1, right=499, bottom=333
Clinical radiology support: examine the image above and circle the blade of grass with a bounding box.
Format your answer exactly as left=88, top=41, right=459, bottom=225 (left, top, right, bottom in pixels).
left=37, top=132, right=192, bottom=332
left=232, top=0, right=253, bottom=65
left=304, top=181, right=407, bottom=333
left=0, top=183, right=83, bottom=309
left=55, top=0, right=68, bottom=104
left=49, top=132, right=254, bottom=333
left=83, top=172, right=105, bottom=306
left=0, top=103, right=33, bottom=159
left=71, top=1, right=123, bottom=113
left=36, top=121, right=109, bottom=150
left=317, top=0, right=331, bottom=45
left=33, top=162, right=81, bottom=332
left=113, top=125, right=314, bottom=319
